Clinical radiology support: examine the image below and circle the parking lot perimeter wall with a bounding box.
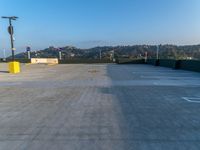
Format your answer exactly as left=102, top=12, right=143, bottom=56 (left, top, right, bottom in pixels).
left=59, top=59, right=113, bottom=64
left=179, top=60, right=200, bottom=72
left=147, top=59, right=200, bottom=72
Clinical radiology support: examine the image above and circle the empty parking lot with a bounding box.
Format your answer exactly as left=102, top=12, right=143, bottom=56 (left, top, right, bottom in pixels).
left=0, top=63, right=200, bottom=150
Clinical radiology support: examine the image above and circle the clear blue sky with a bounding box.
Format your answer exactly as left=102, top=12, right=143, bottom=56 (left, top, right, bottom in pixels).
left=0, top=0, right=200, bottom=55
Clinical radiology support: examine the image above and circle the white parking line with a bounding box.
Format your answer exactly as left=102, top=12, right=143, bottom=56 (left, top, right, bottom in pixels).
left=182, top=97, right=200, bottom=103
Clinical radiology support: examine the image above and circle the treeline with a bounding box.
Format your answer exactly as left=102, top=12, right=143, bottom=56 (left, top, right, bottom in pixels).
left=14, top=44, right=200, bottom=60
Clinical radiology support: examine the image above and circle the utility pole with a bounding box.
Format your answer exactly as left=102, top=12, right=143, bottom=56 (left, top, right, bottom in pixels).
left=2, top=16, right=18, bottom=61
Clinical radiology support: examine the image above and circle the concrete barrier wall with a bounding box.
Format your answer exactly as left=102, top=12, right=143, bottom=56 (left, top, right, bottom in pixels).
left=147, top=59, right=180, bottom=69
left=158, top=59, right=177, bottom=68
left=147, top=59, right=160, bottom=66
left=46, top=59, right=59, bottom=64
left=147, top=59, right=200, bottom=72
left=147, top=59, right=155, bottom=65
left=2, top=58, right=200, bottom=72
left=59, top=59, right=113, bottom=64
left=179, top=60, right=200, bottom=72
left=116, top=59, right=144, bottom=64
left=31, top=58, right=58, bottom=64
left=3, top=59, right=30, bottom=63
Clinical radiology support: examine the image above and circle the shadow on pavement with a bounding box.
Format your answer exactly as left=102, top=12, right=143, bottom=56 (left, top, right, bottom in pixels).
left=99, top=64, right=200, bottom=150
left=0, top=71, right=9, bottom=73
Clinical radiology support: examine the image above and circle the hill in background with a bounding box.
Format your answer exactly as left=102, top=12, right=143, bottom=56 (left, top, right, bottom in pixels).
left=14, top=45, right=200, bottom=60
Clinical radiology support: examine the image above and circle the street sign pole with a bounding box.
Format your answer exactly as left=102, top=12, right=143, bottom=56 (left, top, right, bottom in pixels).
left=2, top=16, right=20, bottom=74
left=9, top=18, right=15, bottom=61
left=2, top=16, right=18, bottom=61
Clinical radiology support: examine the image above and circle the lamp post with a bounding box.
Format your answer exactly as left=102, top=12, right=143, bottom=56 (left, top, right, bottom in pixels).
left=99, top=49, right=102, bottom=60
left=3, top=49, right=6, bottom=61
left=155, top=45, right=161, bottom=66
left=1, top=16, right=18, bottom=61
left=58, top=48, right=62, bottom=60
left=26, top=46, right=31, bottom=60
left=156, top=45, right=159, bottom=60
left=112, top=50, right=116, bottom=62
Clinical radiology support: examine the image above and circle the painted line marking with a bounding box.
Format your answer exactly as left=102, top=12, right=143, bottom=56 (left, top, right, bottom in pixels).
left=182, top=97, right=200, bottom=103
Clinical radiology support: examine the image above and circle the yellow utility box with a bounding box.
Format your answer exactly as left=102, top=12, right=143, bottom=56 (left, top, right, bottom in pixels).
left=9, top=61, right=20, bottom=74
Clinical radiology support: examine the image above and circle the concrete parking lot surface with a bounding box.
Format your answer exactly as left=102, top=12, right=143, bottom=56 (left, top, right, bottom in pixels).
left=0, top=63, right=200, bottom=150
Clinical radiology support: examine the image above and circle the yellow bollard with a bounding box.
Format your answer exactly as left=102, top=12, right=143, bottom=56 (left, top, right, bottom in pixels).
left=9, top=61, right=20, bottom=74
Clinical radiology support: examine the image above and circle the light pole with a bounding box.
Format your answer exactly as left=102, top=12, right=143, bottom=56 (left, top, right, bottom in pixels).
left=155, top=45, right=161, bottom=66
left=58, top=48, right=62, bottom=60
left=112, top=50, right=116, bottom=62
left=2, top=16, right=18, bottom=61
left=26, top=46, right=31, bottom=60
left=3, top=49, right=6, bottom=61
left=144, top=51, right=148, bottom=63
left=156, top=45, right=159, bottom=60
left=99, top=49, right=102, bottom=60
